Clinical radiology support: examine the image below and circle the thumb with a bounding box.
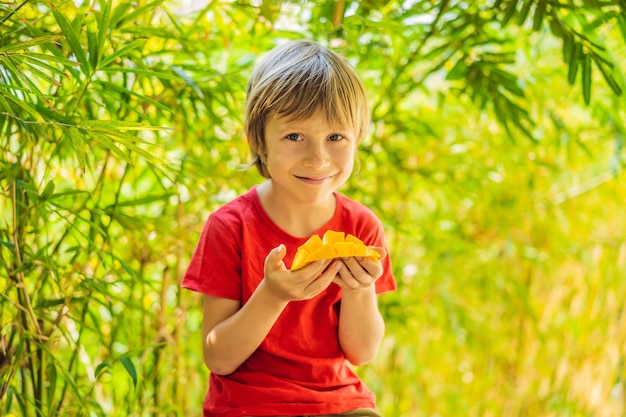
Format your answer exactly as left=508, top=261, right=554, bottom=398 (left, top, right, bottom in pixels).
left=265, top=244, right=287, bottom=271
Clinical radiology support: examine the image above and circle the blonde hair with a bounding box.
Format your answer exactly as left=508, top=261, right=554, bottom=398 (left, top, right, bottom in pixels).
left=244, top=39, right=370, bottom=178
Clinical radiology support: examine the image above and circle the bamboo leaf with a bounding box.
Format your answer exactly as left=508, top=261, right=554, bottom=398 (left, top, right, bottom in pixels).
left=119, top=357, right=137, bottom=389
left=532, top=0, right=546, bottom=31
left=11, top=55, right=61, bottom=87
left=501, top=0, right=519, bottom=27
left=15, top=54, right=70, bottom=78
left=69, top=126, right=88, bottom=172
left=0, top=57, right=53, bottom=108
left=567, top=41, right=580, bottom=85
left=46, top=358, right=58, bottom=416
left=51, top=5, right=91, bottom=76
left=98, top=66, right=180, bottom=80
left=582, top=52, right=592, bottom=105
left=97, top=80, right=173, bottom=112
left=548, top=11, right=565, bottom=37
left=41, top=180, right=55, bottom=200
left=0, top=36, right=63, bottom=53
left=91, top=129, right=162, bottom=164
left=446, top=58, right=468, bottom=80
left=94, top=362, right=112, bottom=379
left=86, top=12, right=99, bottom=70
left=96, top=0, right=112, bottom=66
left=110, top=193, right=173, bottom=208
left=617, top=13, right=626, bottom=43
left=593, top=58, right=623, bottom=96
left=0, top=92, right=42, bottom=120
left=98, top=39, right=147, bottom=69
left=109, top=1, right=134, bottom=28
left=517, top=0, right=533, bottom=25
left=113, top=0, right=166, bottom=28
left=17, top=51, right=78, bottom=67
left=89, top=132, right=134, bottom=165
left=79, top=119, right=162, bottom=131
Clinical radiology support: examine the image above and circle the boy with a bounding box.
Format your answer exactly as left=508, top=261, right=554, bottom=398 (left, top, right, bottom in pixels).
left=183, top=39, right=396, bottom=417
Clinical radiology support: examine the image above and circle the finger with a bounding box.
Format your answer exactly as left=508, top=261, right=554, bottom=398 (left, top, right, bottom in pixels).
left=336, top=261, right=366, bottom=289
left=342, top=257, right=381, bottom=287
left=265, top=244, right=287, bottom=272
left=372, top=246, right=387, bottom=259
left=304, top=261, right=341, bottom=296
left=344, top=255, right=383, bottom=280
left=297, top=258, right=333, bottom=280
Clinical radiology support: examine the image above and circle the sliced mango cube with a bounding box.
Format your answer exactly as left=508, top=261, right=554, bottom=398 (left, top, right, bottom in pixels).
left=322, top=230, right=345, bottom=245
left=300, top=234, right=322, bottom=252
left=290, top=230, right=380, bottom=270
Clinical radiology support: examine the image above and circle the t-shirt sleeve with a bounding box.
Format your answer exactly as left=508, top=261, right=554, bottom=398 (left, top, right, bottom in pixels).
left=181, top=214, right=242, bottom=300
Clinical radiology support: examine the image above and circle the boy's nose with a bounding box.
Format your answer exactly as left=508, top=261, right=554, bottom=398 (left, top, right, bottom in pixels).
left=303, top=143, right=330, bottom=169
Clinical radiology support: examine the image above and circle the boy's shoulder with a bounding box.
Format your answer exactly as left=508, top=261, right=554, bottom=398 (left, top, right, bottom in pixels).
left=335, top=192, right=382, bottom=224
left=210, top=187, right=258, bottom=222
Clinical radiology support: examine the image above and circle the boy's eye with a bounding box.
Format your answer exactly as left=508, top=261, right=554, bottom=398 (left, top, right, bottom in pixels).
left=328, top=134, right=344, bottom=142
left=286, top=133, right=301, bottom=141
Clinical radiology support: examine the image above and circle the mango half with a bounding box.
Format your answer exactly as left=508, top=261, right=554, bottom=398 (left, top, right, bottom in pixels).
left=290, top=230, right=381, bottom=271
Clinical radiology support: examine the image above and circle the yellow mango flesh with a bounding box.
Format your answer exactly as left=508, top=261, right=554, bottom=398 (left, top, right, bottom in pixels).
left=290, top=230, right=380, bottom=271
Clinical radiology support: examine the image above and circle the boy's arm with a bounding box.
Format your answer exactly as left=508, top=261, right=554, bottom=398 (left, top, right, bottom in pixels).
left=201, top=284, right=287, bottom=376
left=335, top=249, right=387, bottom=366
left=201, top=245, right=339, bottom=375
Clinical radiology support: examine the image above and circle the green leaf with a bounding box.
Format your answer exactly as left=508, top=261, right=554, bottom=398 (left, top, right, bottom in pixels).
left=593, top=57, right=623, bottom=96
left=5, top=387, right=14, bottom=414
left=89, top=132, right=134, bottom=165
left=582, top=52, right=592, bottom=105
left=110, top=193, right=173, bottom=208
left=46, top=358, right=58, bottom=415
left=41, top=180, right=55, bottom=200
left=501, top=0, right=519, bottom=27
left=97, top=80, right=172, bottom=112
left=86, top=12, right=99, bottom=70
left=114, top=0, right=166, bottom=28
left=51, top=5, right=91, bottom=76
left=69, top=126, right=88, bottom=172
left=109, top=1, right=134, bottom=28
left=0, top=55, right=39, bottom=96
left=98, top=66, right=180, bottom=80
left=0, top=36, right=63, bottom=53
left=96, top=0, right=112, bottom=66
left=98, top=39, right=146, bottom=69
left=11, top=55, right=61, bottom=87
left=548, top=11, right=565, bottom=37
left=0, top=92, right=42, bottom=120
left=94, top=362, right=112, bottom=379
left=119, top=357, right=137, bottom=388
left=532, top=0, right=546, bottom=31
left=446, top=58, right=468, bottom=81
left=15, top=54, right=70, bottom=77
left=79, top=119, right=162, bottom=131
left=517, top=0, right=533, bottom=25
left=617, top=13, right=626, bottom=44
left=567, top=41, right=580, bottom=85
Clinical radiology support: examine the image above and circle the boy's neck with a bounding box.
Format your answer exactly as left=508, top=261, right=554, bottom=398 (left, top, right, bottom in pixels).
left=256, top=180, right=337, bottom=238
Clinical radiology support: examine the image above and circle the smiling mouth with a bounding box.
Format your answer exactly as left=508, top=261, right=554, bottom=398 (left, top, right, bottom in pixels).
left=295, top=175, right=333, bottom=184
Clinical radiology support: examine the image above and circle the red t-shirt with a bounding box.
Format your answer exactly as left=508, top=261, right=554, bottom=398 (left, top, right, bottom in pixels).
left=182, top=186, right=396, bottom=417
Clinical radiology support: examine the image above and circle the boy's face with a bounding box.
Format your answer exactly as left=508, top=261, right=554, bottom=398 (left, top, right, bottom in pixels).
left=262, top=110, right=357, bottom=206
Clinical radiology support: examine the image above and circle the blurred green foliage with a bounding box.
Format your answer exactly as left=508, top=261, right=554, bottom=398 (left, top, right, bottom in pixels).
left=1, top=1, right=625, bottom=416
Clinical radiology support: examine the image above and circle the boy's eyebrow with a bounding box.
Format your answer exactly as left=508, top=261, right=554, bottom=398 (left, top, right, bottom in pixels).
left=273, top=117, right=350, bottom=132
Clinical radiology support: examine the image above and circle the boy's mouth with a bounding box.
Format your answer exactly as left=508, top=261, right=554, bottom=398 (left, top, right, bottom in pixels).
left=295, top=175, right=333, bottom=184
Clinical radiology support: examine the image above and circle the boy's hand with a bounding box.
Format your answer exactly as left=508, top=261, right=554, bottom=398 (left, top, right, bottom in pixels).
left=263, top=244, right=341, bottom=302
left=333, top=247, right=386, bottom=293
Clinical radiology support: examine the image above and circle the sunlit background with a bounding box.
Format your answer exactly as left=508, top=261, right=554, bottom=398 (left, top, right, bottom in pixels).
left=1, top=1, right=625, bottom=416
